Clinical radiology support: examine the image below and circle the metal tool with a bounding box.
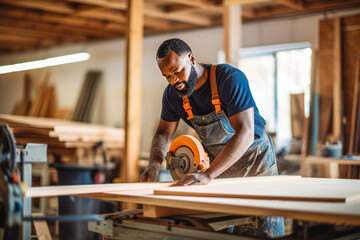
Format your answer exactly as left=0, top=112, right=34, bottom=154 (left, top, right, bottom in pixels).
left=165, top=135, right=210, bottom=180
left=89, top=210, right=257, bottom=240
left=0, top=124, right=103, bottom=240
left=0, top=124, right=23, bottom=237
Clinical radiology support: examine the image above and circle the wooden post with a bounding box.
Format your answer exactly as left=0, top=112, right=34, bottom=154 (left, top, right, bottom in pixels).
left=123, top=0, right=143, bottom=183
left=223, top=3, right=241, bottom=66
left=332, top=17, right=342, bottom=142
left=348, top=54, right=360, bottom=153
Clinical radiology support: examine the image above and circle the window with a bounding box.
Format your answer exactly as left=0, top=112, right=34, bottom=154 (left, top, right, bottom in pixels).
left=236, top=43, right=312, bottom=152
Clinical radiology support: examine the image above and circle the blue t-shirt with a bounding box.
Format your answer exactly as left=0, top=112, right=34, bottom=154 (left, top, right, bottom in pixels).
left=161, top=64, right=266, bottom=139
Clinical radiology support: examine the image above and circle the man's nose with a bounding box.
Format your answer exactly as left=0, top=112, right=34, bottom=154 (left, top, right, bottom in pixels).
left=170, top=76, right=179, bottom=85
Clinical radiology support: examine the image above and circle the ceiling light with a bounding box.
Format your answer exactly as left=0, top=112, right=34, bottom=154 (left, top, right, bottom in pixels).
left=0, top=52, right=90, bottom=74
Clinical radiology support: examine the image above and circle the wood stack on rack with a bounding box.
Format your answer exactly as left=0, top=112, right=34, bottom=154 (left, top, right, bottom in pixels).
left=0, top=114, right=124, bottom=164
left=71, top=71, right=102, bottom=123
left=12, top=73, right=57, bottom=117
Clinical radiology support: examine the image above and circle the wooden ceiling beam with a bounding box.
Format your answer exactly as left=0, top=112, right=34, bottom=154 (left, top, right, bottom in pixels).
left=0, top=10, right=120, bottom=39
left=144, top=2, right=213, bottom=26
left=254, top=0, right=360, bottom=19
left=0, top=20, right=88, bottom=41
left=275, top=0, right=304, bottom=10
left=143, top=17, right=181, bottom=30
left=149, top=0, right=223, bottom=13
left=54, top=24, right=120, bottom=38
left=0, top=34, right=58, bottom=47
left=0, top=40, right=38, bottom=50
left=241, top=6, right=256, bottom=18
left=76, top=6, right=128, bottom=23
left=0, top=0, right=76, bottom=14
left=65, top=0, right=127, bottom=10
left=224, top=0, right=271, bottom=5
left=76, top=6, right=179, bottom=31
left=0, top=6, right=117, bottom=31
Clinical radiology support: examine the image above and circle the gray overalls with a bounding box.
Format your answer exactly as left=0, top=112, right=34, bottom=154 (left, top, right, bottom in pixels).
left=181, top=65, right=285, bottom=238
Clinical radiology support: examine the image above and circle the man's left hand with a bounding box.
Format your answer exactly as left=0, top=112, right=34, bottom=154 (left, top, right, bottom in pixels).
left=172, top=172, right=211, bottom=187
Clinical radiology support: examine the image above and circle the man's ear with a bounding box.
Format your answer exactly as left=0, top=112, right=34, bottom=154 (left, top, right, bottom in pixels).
left=188, top=53, right=195, bottom=65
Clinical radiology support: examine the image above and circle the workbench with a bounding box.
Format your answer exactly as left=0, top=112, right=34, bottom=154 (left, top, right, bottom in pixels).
left=25, top=175, right=360, bottom=239
left=302, top=156, right=360, bottom=178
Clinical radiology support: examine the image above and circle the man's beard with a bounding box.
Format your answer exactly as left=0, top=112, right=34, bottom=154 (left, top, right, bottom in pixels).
left=173, top=66, right=197, bottom=97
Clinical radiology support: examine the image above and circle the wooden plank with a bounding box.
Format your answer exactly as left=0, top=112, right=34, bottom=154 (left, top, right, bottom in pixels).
left=342, top=15, right=360, bottom=154
left=349, top=54, right=360, bottom=153
left=223, top=4, right=241, bottom=66
left=0, top=114, right=124, bottom=136
left=304, top=156, right=360, bottom=166
left=332, top=17, right=342, bottom=142
left=78, top=187, right=360, bottom=226
left=82, top=71, right=101, bottom=122
left=38, top=85, right=56, bottom=118
left=290, top=93, right=304, bottom=139
left=12, top=73, right=32, bottom=116
left=318, top=18, right=335, bottom=143
left=354, top=93, right=360, bottom=153
left=154, top=177, right=360, bottom=203
left=32, top=213, right=52, bottom=240
left=71, top=73, right=92, bottom=121
left=26, top=176, right=299, bottom=197
left=27, top=74, right=49, bottom=117
left=25, top=182, right=172, bottom=197
left=123, top=0, right=143, bottom=183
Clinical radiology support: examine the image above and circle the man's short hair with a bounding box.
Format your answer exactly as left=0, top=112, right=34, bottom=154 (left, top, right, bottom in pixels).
left=156, top=38, right=192, bottom=59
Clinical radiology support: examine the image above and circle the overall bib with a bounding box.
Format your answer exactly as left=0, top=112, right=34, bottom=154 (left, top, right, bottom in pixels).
left=181, top=65, right=284, bottom=238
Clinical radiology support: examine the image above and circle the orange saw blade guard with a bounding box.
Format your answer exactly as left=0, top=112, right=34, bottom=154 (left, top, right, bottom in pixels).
left=168, top=135, right=210, bottom=171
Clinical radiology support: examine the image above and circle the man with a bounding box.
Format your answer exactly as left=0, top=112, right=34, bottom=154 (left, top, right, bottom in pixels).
left=141, top=38, right=284, bottom=238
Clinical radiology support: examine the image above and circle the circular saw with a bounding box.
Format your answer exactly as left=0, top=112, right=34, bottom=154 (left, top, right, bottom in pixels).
left=165, top=135, right=209, bottom=180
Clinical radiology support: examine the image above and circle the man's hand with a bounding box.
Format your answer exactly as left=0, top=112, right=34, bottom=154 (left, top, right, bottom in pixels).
left=172, top=172, right=211, bottom=187
left=140, top=162, right=161, bottom=182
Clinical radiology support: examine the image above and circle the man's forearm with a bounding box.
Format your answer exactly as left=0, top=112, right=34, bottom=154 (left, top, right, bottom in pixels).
left=205, top=128, right=253, bottom=179
left=149, top=131, right=172, bottom=166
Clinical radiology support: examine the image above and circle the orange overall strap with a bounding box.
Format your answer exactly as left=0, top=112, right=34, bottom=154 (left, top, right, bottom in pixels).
left=182, top=95, right=194, bottom=120
left=210, top=65, right=222, bottom=113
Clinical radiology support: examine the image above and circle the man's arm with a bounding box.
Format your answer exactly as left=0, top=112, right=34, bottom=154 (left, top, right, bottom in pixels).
left=141, top=119, right=179, bottom=182
left=173, top=107, right=254, bottom=186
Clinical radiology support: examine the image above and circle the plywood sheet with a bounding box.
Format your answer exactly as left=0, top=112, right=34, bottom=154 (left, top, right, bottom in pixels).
left=26, top=175, right=298, bottom=197
left=154, top=177, right=360, bottom=203
left=77, top=188, right=360, bottom=226
left=25, top=182, right=172, bottom=197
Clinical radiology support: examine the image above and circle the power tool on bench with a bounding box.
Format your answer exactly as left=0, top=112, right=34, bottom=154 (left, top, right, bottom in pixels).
left=0, top=125, right=23, bottom=239
left=0, top=124, right=103, bottom=240
left=165, top=135, right=210, bottom=180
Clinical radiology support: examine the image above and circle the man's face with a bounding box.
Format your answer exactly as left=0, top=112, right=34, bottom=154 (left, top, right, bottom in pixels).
left=157, top=50, right=197, bottom=97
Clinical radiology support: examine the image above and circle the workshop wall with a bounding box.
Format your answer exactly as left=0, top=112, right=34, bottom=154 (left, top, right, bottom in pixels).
left=0, top=8, right=358, bottom=153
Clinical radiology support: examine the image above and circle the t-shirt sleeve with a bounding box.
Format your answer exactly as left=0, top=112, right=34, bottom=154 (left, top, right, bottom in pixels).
left=220, top=69, right=256, bottom=117
left=160, top=88, right=180, bottom=122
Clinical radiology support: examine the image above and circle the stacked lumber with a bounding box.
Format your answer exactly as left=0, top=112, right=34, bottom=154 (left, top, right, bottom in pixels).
left=0, top=114, right=124, bottom=161
left=12, top=73, right=70, bottom=120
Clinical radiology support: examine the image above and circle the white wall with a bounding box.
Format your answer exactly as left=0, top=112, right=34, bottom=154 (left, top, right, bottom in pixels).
left=0, top=8, right=359, bottom=153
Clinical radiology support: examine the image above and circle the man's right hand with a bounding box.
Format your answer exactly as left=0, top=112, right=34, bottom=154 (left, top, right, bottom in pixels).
left=140, top=162, right=161, bottom=182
